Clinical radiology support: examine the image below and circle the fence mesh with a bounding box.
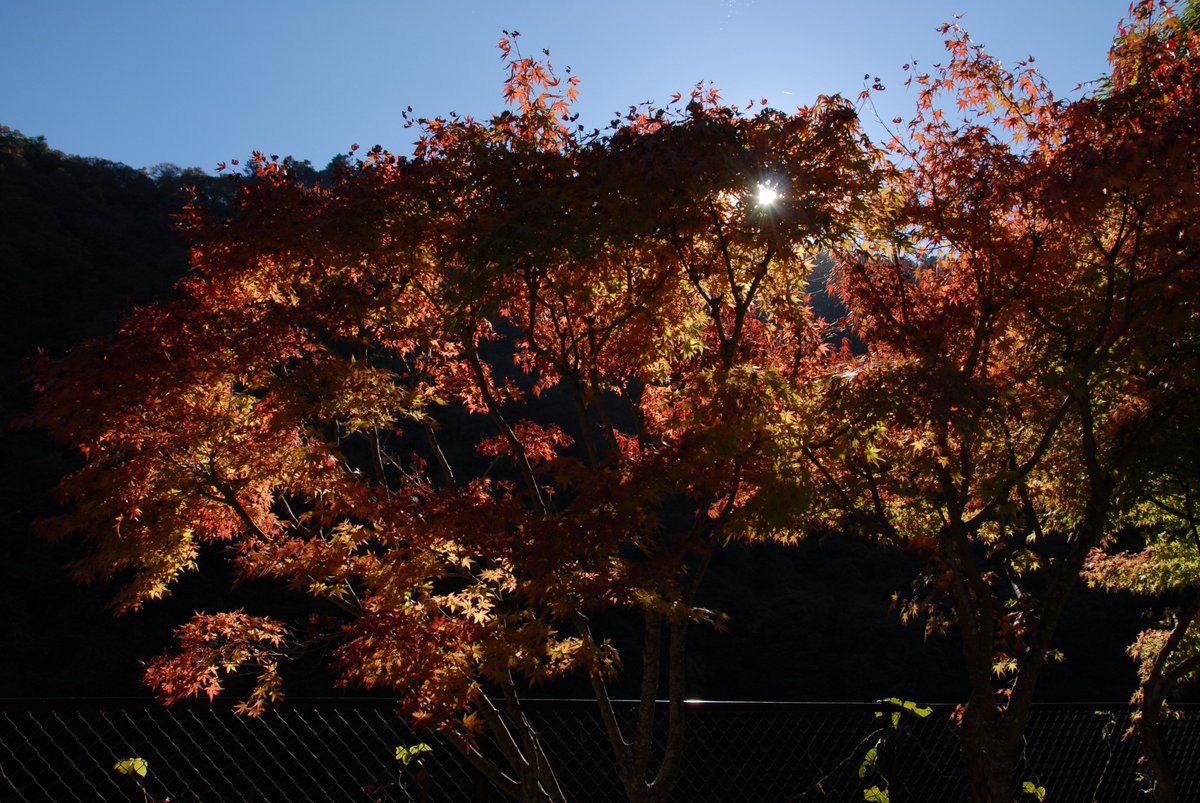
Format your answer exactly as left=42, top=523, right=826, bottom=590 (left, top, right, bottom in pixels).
left=2, top=698, right=1198, bottom=801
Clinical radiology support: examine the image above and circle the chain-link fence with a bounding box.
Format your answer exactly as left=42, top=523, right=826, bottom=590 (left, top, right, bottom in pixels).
left=2, top=698, right=1198, bottom=802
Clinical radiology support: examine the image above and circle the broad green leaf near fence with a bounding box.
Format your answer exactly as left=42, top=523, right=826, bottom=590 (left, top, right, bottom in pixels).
left=113, top=758, right=148, bottom=778
left=857, top=746, right=878, bottom=779
left=395, top=743, right=432, bottom=766
left=1022, top=781, right=1047, bottom=801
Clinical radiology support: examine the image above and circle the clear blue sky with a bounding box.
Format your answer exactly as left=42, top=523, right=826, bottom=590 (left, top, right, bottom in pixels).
left=2, top=1, right=1131, bottom=172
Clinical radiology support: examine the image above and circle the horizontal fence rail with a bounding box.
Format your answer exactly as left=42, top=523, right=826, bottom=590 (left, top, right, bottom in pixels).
left=2, top=699, right=1199, bottom=801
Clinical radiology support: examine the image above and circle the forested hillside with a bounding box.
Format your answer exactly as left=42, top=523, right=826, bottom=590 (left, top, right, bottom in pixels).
left=0, top=128, right=235, bottom=694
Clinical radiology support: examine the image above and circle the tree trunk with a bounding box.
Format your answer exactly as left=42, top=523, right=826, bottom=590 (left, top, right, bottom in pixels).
left=581, top=608, right=689, bottom=803
left=1136, top=596, right=1200, bottom=803
left=960, top=705, right=1019, bottom=803
left=1140, top=702, right=1178, bottom=803
left=455, top=689, right=569, bottom=803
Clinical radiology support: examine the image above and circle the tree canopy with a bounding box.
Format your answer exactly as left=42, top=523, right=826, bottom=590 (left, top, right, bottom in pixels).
left=30, top=38, right=879, bottom=802
left=801, top=2, right=1200, bottom=798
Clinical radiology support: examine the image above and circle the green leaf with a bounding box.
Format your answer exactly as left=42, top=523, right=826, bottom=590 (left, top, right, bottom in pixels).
left=878, top=697, right=931, bottom=727
left=113, top=758, right=148, bottom=778
left=1022, top=781, right=1047, bottom=801
left=395, top=743, right=432, bottom=766
left=863, top=786, right=890, bottom=802
left=857, top=746, right=878, bottom=779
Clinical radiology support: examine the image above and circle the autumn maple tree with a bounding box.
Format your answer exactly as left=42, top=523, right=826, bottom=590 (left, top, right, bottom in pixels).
left=1078, top=5, right=1200, bottom=801
left=30, top=36, right=876, bottom=803
left=796, top=2, right=1200, bottom=800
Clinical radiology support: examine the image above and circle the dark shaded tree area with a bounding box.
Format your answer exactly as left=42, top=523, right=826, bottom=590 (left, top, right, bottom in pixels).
left=0, top=125, right=1141, bottom=705
left=0, top=126, right=233, bottom=695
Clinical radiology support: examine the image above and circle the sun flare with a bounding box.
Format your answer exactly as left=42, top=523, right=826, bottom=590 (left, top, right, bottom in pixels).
left=755, top=183, right=781, bottom=206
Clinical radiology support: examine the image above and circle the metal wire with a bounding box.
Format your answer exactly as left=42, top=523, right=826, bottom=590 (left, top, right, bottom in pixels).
left=1, top=699, right=1197, bottom=802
